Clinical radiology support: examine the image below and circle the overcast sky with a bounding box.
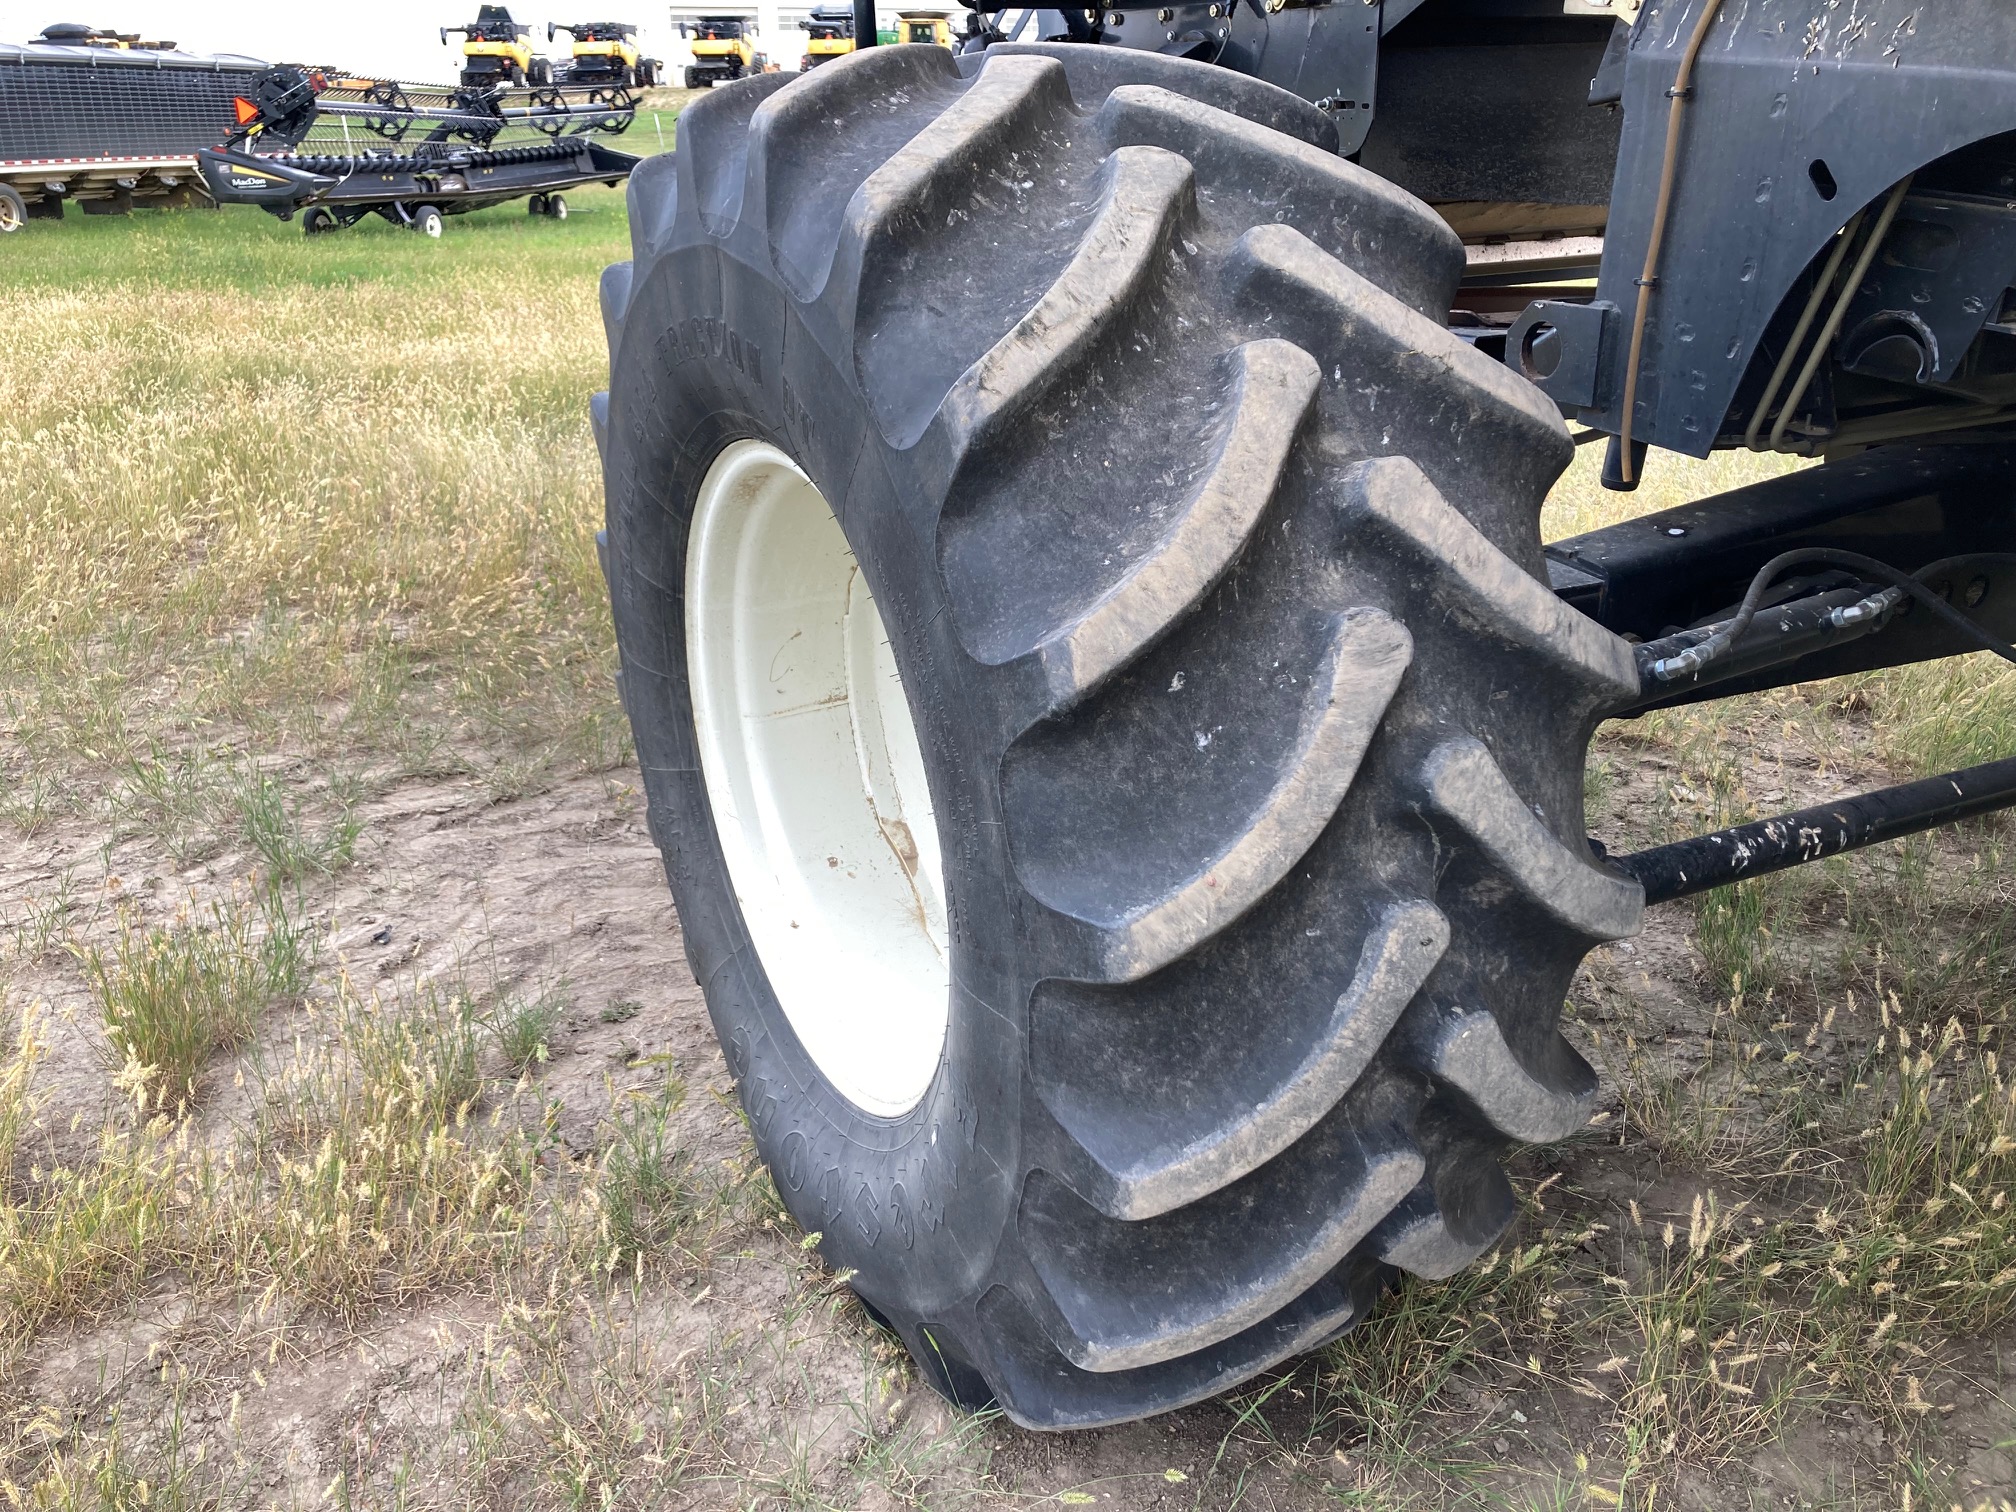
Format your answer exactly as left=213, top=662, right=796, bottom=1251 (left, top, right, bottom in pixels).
left=0, top=2, right=686, bottom=83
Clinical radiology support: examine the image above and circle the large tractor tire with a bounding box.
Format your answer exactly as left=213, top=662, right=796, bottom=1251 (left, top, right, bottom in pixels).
left=595, top=44, right=1643, bottom=1429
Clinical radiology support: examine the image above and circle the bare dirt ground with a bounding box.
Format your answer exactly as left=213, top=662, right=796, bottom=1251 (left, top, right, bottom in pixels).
left=6, top=723, right=2014, bottom=1508
left=3, top=769, right=945, bottom=1507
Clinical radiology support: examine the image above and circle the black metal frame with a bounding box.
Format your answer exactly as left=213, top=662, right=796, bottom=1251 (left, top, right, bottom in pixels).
left=1543, top=438, right=2016, bottom=903
left=1548, top=445, right=2016, bottom=702
left=198, top=136, right=637, bottom=220
left=1612, top=756, right=2016, bottom=905
left=197, top=64, right=639, bottom=223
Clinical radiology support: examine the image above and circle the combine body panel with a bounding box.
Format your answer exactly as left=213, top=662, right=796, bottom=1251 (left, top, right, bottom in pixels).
left=1529, top=0, right=2016, bottom=465
left=675, top=10, right=761, bottom=86
left=0, top=28, right=265, bottom=224
left=441, top=6, right=546, bottom=86
left=798, top=4, right=854, bottom=70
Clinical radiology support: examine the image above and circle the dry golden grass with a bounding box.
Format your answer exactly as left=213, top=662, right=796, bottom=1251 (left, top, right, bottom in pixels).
left=77, top=891, right=311, bottom=1111
left=0, top=206, right=625, bottom=821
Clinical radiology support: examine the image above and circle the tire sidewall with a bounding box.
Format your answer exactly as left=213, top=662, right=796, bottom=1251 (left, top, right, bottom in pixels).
left=604, top=241, right=1022, bottom=1318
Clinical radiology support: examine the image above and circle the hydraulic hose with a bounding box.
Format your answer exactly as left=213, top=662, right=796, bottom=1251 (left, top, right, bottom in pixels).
left=1766, top=177, right=1912, bottom=452
left=1615, top=0, right=1727, bottom=486
left=1741, top=207, right=1865, bottom=451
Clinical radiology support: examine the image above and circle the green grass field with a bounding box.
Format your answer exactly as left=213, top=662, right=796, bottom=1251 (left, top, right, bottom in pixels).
left=3, top=189, right=2016, bottom=1509
left=0, top=194, right=629, bottom=817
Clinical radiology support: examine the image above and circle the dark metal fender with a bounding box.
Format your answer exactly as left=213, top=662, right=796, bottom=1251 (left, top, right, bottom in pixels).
left=1564, top=0, right=2016, bottom=454
left=1096, top=0, right=1381, bottom=152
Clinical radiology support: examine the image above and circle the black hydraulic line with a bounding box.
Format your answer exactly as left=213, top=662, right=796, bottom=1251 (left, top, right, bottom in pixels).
left=1629, top=581, right=1900, bottom=701
left=1610, top=755, right=2016, bottom=905
left=1639, top=548, right=2016, bottom=686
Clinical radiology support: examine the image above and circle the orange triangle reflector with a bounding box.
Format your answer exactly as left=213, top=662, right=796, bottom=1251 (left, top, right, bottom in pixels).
left=233, top=96, right=259, bottom=124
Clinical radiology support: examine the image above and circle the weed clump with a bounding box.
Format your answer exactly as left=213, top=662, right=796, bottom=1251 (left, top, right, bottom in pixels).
left=230, top=984, right=520, bottom=1309
left=589, top=1083, right=698, bottom=1273
left=1853, top=1009, right=2016, bottom=1333
left=0, top=1001, right=46, bottom=1184
left=487, top=988, right=566, bottom=1074
left=0, top=1123, right=178, bottom=1342
left=78, top=894, right=311, bottom=1110
left=235, top=767, right=360, bottom=880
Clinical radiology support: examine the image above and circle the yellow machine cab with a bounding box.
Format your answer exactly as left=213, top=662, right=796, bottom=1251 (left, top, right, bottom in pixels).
left=893, top=9, right=953, bottom=46
left=673, top=10, right=763, bottom=87
left=548, top=21, right=661, bottom=88
left=797, top=3, right=853, bottom=70
left=440, top=6, right=549, bottom=86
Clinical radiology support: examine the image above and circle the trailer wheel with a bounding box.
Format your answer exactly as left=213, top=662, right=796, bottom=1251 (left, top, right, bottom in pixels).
left=0, top=185, right=25, bottom=234
left=528, top=194, right=548, bottom=216
left=596, top=45, right=1642, bottom=1429
left=543, top=193, right=568, bottom=221
left=301, top=205, right=337, bottom=236
left=411, top=205, right=443, bottom=238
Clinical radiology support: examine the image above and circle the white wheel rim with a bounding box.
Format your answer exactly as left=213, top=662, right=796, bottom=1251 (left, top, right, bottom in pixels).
left=686, top=440, right=950, bottom=1116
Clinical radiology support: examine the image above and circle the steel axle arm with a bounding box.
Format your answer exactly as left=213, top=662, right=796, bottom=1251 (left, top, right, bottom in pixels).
left=1610, top=755, right=2016, bottom=905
